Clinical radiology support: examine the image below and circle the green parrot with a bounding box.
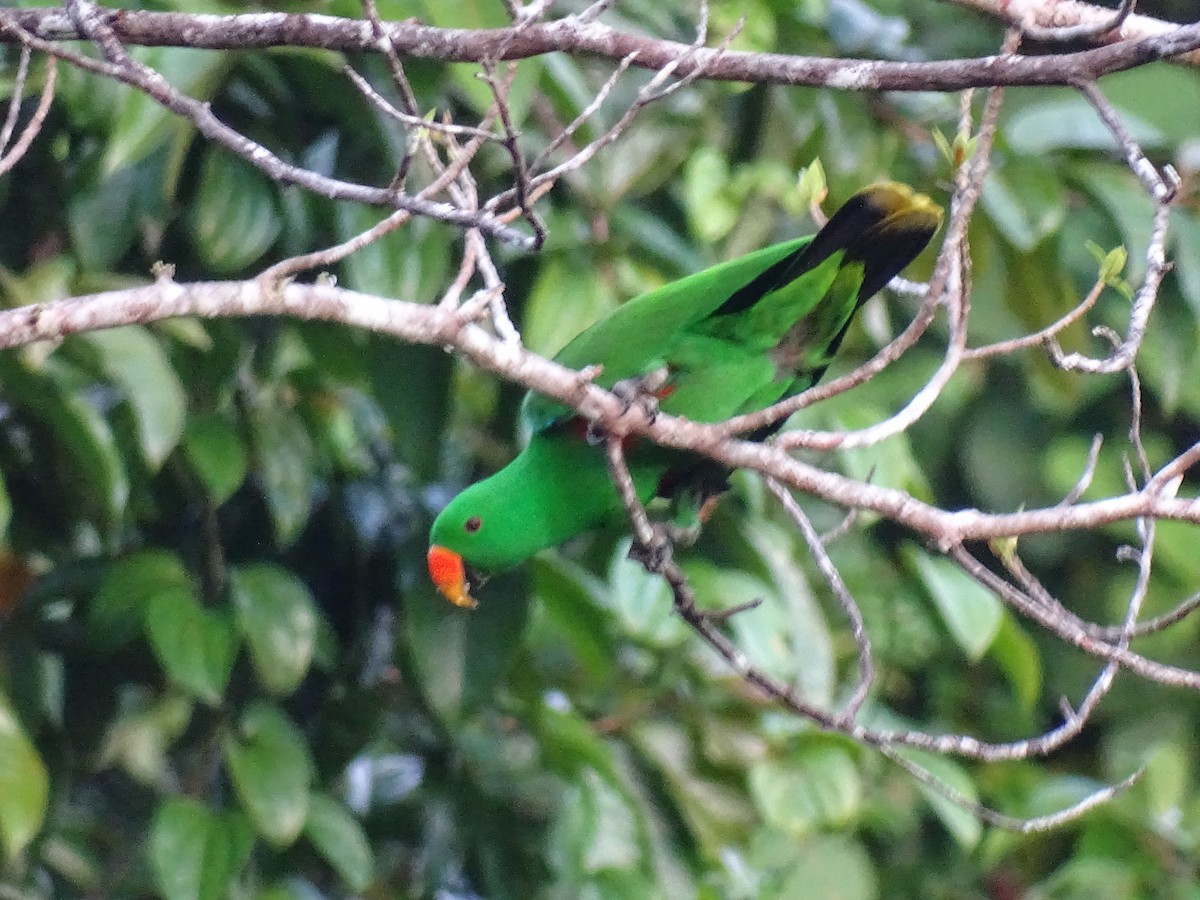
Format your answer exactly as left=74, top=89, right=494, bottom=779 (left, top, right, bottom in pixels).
left=428, top=182, right=942, bottom=607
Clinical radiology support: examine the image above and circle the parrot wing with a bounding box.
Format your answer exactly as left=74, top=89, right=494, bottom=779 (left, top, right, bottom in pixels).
left=522, top=181, right=942, bottom=434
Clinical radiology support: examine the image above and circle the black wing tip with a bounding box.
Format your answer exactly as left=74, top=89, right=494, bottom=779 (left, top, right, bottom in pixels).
left=794, top=181, right=942, bottom=278
left=711, top=181, right=942, bottom=319
left=840, top=182, right=943, bottom=302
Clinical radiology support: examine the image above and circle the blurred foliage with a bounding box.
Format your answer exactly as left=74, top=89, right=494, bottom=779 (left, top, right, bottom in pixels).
left=2, top=0, right=1200, bottom=897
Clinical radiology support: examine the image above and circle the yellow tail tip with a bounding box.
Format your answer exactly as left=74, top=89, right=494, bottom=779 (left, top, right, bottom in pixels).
left=859, top=181, right=944, bottom=233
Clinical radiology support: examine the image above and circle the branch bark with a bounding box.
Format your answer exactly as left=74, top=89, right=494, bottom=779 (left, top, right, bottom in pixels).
left=4, top=6, right=1200, bottom=89
left=2, top=280, right=1198, bottom=546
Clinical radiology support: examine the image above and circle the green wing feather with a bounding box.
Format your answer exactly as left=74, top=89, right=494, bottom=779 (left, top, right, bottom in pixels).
left=520, top=235, right=817, bottom=433
left=523, top=181, right=942, bottom=434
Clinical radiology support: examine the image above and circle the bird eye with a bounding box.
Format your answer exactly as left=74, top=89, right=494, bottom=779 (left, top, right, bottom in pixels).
left=465, top=516, right=482, bottom=533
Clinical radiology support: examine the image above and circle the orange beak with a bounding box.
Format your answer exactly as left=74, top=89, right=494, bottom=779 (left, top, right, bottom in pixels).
left=427, top=545, right=477, bottom=609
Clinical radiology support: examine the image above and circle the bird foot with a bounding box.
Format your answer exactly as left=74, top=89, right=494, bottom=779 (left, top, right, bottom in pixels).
left=627, top=524, right=675, bottom=574
left=660, top=519, right=702, bottom=548
left=661, top=492, right=722, bottom=547
left=587, top=367, right=671, bottom=445
left=611, top=367, right=670, bottom=425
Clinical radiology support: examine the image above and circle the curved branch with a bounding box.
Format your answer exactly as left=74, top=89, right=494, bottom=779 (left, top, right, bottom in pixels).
left=1, top=280, right=1198, bottom=546
left=952, top=0, right=1197, bottom=64
left=3, top=7, right=1200, bottom=89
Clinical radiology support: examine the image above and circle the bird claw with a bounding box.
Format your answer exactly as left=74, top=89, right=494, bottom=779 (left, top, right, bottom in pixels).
left=589, top=368, right=670, bottom=445
left=611, top=367, right=670, bottom=425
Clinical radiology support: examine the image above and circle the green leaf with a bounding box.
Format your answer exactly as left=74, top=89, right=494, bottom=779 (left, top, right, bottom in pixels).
left=0, top=691, right=49, bottom=861
left=683, top=147, right=739, bottom=242
left=404, top=568, right=531, bottom=719
left=1004, top=94, right=1163, bottom=155
left=183, top=412, right=248, bottom=504
left=686, top=562, right=802, bottom=681
left=749, top=742, right=862, bottom=836
left=1170, top=209, right=1200, bottom=321
left=367, top=340, right=453, bottom=480
left=145, top=588, right=237, bottom=705
left=304, top=793, right=375, bottom=892
left=609, top=539, right=688, bottom=647
left=88, top=550, right=194, bottom=650
left=1137, top=741, right=1190, bottom=826
left=1072, top=163, right=1156, bottom=281
left=932, top=127, right=954, bottom=167
left=99, top=692, right=194, bottom=785
left=189, top=148, right=282, bottom=273
left=79, top=327, right=186, bottom=469
left=0, top=470, right=12, bottom=542
left=981, top=160, right=1067, bottom=251
left=796, top=158, right=827, bottom=209
left=229, top=564, right=318, bottom=696
left=830, top=403, right=932, bottom=503
left=896, top=749, right=982, bottom=848
left=538, top=705, right=622, bottom=781
left=67, top=161, right=148, bottom=272
left=522, top=254, right=619, bottom=358
left=741, top=514, right=837, bottom=709
left=1099, top=65, right=1200, bottom=145
left=247, top=398, right=315, bottom=546
left=403, top=586, right=469, bottom=720
left=989, top=613, right=1042, bottom=711
left=632, top=721, right=756, bottom=853
left=1034, top=856, right=1137, bottom=900
left=148, top=798, right=254, bottom=900
left=103, top=47, right=228, bottom=173
left=1086, top=242, right=1129, bottom=292
left=530, top=553, right=616, bottom=682
left=0, top=256, right=75, bottom=308
left=0, top=354, right=129, bottom=531
left=770, top=834, right=877, bottom=900
left=905, top=545, right=1001, bottom=660
left=552, top=767, right=643, bottom=878
left=224, top=702, right=313, bottom=847
left=334, top=205, right=451, bottom=303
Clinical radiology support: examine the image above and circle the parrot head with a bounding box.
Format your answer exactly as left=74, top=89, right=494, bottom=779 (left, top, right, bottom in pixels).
left=428, top=432, right=641, bottom=607
left=427, top=490, right=493, bottom=609
left=426, top=464, right=553, bottom=608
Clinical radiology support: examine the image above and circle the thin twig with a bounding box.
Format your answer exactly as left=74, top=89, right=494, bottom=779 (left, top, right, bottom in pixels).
left=965, top=277, right=1105, bottom=361
left=0, top=54, right=57, bottom=176
left=0, top=44, right=31, bottom=152
left=765, top=477, right=874, bottom=722
left=775, top=50, right=1008, bottom=452
left=1017, top=0, right=1138, bottom=43
left=881, top=746, right=1142, bottom=833
left=1060, top=434, right=1105, bottom=507
left=9, top=3, right=532, bottom=247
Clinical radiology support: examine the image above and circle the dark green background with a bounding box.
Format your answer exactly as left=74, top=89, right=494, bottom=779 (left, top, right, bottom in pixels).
left=1, top=0, right=1199, bottom=896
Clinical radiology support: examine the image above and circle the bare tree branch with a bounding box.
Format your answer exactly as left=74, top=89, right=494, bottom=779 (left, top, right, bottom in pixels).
left=0, top=52, right=55, bottom=176
left=952, top=0, right=1198, bottom=65
left=4, top=6, right=1200, bottom=88
left=0, top=5, right=535, bottom=247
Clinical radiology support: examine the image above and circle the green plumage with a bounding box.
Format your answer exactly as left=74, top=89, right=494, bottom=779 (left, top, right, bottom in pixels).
left=430, top=182, right=942, bottom=587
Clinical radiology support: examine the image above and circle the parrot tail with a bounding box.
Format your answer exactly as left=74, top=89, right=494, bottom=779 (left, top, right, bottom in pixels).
left=810, top=181, right=945, bottom=302
left=714, top=181, right=943, bottom=318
